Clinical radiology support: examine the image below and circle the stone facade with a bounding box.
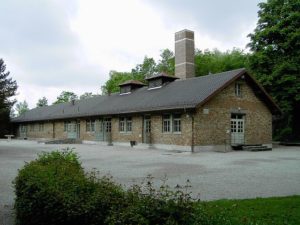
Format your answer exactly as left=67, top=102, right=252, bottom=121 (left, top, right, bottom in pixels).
left=16, top=78, right=273, bottom=151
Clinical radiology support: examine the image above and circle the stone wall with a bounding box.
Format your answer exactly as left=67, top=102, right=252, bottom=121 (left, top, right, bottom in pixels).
left=193, top=79, right=272, bottom=146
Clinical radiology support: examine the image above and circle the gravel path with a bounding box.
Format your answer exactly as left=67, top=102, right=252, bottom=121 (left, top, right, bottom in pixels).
left=1, top=140, right=300, bottom=224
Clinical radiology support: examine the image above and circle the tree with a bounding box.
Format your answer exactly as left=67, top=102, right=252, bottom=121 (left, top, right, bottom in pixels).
left=101, top=71, right=133, bottom=94
left=156, top=49, right=175, bottom=75
left=53, top=91, right=78, bottom=104
left=247, top=0, right=300, bottom=140
left=131, top=56, right=157, bottom=79
left=36, top=97, right=48, bottom=107
left=195, top=48, right=249, bottom=76
left=0, top=58, right=18, bottom=137
left=15, top=100, right=29, bottom=116
left=80, top=92, right=95, bottom=100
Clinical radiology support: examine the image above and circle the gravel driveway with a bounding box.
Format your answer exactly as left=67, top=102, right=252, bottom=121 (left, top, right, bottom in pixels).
left=1, top=140, right=300, bottom=224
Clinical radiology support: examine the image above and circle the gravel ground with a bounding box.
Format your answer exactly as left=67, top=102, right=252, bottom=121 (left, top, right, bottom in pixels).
left=1, top=140, right=300, bottom=224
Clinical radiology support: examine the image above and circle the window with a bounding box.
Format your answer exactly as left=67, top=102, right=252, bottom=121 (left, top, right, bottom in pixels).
left=64, top=121, right=70, bottom=132
left=119, top=117, right=125, bottom=132
left=235, top=83, right=242, bottom=97
left=20, top=125, right=27, bottom=132
left=86, top=119, right=95, bottom=132
left=30, top=124, right=35, bottom=132
left=126, top=117, right=132, bottom=132
left=173, top=114, right=181, bottom=133
left=163, top=114, right=171, bottom=133
left=163, top=114, right=182, bottom=133
left=39, top=123, right=44, bottom=132
left=119, top=117, right=132, bottom=133
left=104, top=118, right=111, bottom=133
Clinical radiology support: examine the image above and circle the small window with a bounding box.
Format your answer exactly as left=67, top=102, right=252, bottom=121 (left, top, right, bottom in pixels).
left=20, top=125, right=27, bottom=132
left=30, top=124, right=35, bottom=132
left=173, top=114, right=181, bottom=133
left=86, top=119, right=95, bottom=132
left=162, top=114, right=171, bottom=133
left=235, top=83, right=242, bottom=97
left=39, top=123, right=44, bottom=132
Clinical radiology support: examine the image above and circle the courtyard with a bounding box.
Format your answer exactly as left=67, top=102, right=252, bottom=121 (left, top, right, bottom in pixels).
left=1, top=140, right=300, bottom=223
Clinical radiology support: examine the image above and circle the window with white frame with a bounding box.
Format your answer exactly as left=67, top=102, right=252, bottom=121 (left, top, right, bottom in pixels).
left=162, top=114, right=171, bottom=133
left=235, top=83, right=242, bottom=97
left=173, top=114, right=181, bottom=133
left=163, top=114, right=182, bottom=133
left=86, top=119, right=95, bottom=132
left=119, top=117, right=132, bottom=133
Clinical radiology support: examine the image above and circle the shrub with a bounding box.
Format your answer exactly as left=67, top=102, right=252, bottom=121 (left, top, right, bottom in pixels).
left=14, top=149, right=123, bottom=225
left=14, top=150, right=203, bottom=225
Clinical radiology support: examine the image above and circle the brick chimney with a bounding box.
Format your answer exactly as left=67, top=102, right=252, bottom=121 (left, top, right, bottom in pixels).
left=175, top=29, right=195, bottom=79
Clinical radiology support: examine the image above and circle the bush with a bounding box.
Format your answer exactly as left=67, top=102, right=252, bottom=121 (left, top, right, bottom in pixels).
left=14, top=149, right=202, bottom=225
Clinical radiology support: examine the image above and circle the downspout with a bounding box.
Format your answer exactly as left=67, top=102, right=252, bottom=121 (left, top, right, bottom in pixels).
left=191, top=114, right=194, bottom=153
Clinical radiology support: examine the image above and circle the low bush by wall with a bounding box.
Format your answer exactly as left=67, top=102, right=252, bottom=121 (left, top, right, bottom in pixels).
left=13, top=149, right=199, bottom=225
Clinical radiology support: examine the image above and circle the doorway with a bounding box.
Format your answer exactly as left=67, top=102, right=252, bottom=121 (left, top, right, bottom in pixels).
left=143, top=115, right=151, bottom=144
left=231, top=114, right=245, bottom=145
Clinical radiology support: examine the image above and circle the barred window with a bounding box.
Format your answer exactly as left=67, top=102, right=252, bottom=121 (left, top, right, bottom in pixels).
left=119, top=117, right=132, bottom=133
left=173, top=114, right=181, bottom=133
left=86, top=119, right=95, bottom=132
left=163, top=114, right=171, bottom=133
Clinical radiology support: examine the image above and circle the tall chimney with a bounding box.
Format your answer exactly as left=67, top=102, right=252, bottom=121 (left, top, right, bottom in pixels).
left=175, top=29, right=195, bottom=79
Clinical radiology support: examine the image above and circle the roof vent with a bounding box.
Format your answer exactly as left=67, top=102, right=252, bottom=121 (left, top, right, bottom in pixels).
left=119, top=80, right=146, bottom=95
left=146, top=72, right=178, bottom=90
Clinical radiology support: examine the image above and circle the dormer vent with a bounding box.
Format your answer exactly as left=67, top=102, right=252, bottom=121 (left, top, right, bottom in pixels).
left=146, top=72, right=179, bottom=89
left=119, top=80, right=146, bottom=94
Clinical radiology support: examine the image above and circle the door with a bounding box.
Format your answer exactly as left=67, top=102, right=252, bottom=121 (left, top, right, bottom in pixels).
left=103, top=118, right=112, bottom=142
left=67, top=122, right=77, bottom=139
left=95, top=119, right=104, bottom=141
left=19, top=125, right=27, bottom=139
left=143, top=115, right=151, bottom=144
left=231, top=114, right=245, bottom=145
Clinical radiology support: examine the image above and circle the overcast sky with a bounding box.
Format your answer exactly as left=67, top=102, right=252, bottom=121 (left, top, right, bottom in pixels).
left=1, top=0, right=263, bottom=108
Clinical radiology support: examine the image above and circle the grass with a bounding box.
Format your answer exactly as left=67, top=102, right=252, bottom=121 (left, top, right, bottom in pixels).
left=199, top=195, right=300, bottom=225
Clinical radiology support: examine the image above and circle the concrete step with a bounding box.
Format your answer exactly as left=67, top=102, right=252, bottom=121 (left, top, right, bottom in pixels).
left=44, top=139, right=82, bottom=144
left=242, top=145, right=272, bottom=151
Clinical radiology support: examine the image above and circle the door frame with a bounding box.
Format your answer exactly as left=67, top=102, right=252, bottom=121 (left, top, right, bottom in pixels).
left=230, top=114, right=245, bottom=146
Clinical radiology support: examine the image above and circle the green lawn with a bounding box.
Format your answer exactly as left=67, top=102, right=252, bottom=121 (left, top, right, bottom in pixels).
left=198, top=196, right=300, bottom=225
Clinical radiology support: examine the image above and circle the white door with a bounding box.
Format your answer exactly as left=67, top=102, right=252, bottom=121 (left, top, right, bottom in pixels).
left=231, top=114, right=245, bottom=145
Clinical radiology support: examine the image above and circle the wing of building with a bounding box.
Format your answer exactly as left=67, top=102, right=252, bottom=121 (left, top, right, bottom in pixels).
left=11, top=30, right=280, bottom=152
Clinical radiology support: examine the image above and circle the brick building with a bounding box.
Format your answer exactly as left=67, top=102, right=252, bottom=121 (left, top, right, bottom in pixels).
left=12, top=30, right=280, bottom=151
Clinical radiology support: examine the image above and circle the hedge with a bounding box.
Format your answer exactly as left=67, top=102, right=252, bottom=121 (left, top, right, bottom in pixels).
left=13, top=149, right=200, bottom=225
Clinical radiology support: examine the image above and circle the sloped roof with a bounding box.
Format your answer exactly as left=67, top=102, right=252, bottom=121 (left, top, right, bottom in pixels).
left=12, top=68, right=280, bottom=123
left=119, top=80, right=146, bottom=86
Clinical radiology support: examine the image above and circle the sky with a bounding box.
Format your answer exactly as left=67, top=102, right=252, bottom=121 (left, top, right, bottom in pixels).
left=0, top=0, right=263, bottom=108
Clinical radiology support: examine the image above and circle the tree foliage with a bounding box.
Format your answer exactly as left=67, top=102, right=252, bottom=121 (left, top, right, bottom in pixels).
left=101, top=48, right=248, bottom=94
left=0, top=58, right=18, bottom=136
left=15, top=100, right=29, bottom=116
left=36, top=97, right=48, bottom=108
left=53, top=91, right=78, bottom=104
left=247, top=0, right=300, bottom=140
left=195, top=48, right=249, bottom=76
left=79, top=92, right=96, bottom=100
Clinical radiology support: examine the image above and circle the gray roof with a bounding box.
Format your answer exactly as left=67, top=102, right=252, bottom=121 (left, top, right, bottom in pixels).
left=12, top=68, right=278, bottom=123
